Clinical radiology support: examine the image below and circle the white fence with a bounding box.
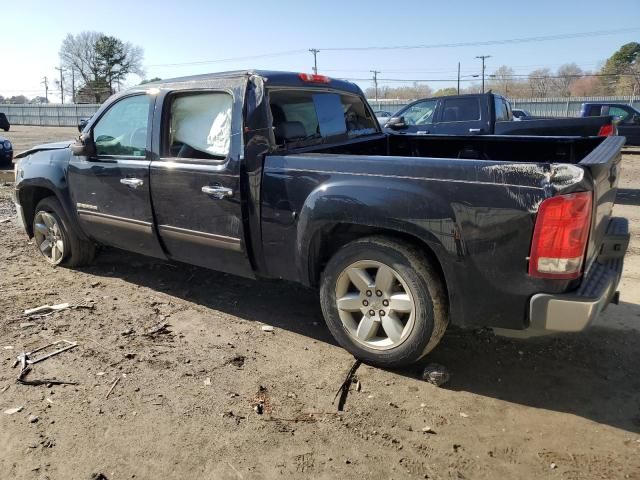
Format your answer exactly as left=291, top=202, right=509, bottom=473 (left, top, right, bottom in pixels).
left=0, top=104, right=101, bottom=127
left=2, top=96, right=639, bottom=126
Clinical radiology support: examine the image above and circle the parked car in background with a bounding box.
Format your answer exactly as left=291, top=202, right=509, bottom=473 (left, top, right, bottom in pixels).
left=0, top=135, right=13, bottom=166
left=512, top=108, right=532, bottom=120
left=385, top=93, right=618, bottom=138
left=0, top=113, right=10, bottom=132
left=580, top=103, right=640, bottom=146
left=13, top=71, right=629, bottom=367
left=374, top=110, right=393, bottom=125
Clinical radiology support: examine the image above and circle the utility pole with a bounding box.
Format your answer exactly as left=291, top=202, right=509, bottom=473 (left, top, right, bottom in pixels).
left=41, top=76, right=49, bottom=103
left=55, top=67, right=64, bottom=104
left=457, top=62, right=461, bottom=94
left=71, top=69, right=76, bottom=104
left=370, top=70, right=380, bottom=102
left=475, top=55, right=491, bottom=93
left=309, top=48, right=320, bottom=74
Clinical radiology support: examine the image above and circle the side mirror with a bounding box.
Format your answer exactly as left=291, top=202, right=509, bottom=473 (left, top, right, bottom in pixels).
left=77, top=118, right=89, bottom=133
left=70, top=134, right=96, bottom=157
left=385, top=116, right=407, bottom=130
left=632, top=114, right=640, bottom=125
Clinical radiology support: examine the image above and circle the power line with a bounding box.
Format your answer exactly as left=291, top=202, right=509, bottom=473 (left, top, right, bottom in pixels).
left=143, top=28, right=639, bottom=69
left=319, top=27, right=640, bottom=52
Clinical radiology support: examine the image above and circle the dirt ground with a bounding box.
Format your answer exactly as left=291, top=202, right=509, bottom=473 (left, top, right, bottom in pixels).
left=0, top=125, right=639, bottom=480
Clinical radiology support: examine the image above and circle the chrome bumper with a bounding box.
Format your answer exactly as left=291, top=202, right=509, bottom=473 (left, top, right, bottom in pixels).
left=528, top=217, right=629, bottom=332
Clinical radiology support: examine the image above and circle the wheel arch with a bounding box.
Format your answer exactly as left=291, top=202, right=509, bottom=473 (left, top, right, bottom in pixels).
left=305, top=222, right=450, bottom=309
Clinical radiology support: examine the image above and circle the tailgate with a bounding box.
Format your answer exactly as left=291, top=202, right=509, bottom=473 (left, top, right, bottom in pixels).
left=579, top=136, right=626, bottom=265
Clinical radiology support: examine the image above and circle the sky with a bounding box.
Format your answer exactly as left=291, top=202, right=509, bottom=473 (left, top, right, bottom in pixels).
left=2, top=0, right=639, bottom=103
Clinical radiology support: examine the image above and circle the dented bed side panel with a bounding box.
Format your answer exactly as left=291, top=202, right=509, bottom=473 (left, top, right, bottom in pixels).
left=261, top=153, right=592, bottom=329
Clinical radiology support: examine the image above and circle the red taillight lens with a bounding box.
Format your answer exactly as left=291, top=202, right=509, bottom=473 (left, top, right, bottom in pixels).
left=528, top=192, right=592, bottom=279
left=598, top=124, right=615, bottom=136
left=298, top=73, right=331, bottom=83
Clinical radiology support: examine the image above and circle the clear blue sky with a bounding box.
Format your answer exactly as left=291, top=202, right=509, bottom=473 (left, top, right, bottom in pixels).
left=2, top=0, right=639, bottom=102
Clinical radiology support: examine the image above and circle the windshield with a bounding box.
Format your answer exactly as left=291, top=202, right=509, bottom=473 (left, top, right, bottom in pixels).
left=269, top=90, right=378, bottom=146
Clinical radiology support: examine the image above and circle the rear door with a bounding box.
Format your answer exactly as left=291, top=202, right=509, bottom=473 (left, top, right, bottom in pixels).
left=149, top=89, right=255, bottom=278
left=68, top=93, right=164, bottom=258
left=609, top=105, right=640, bottom=146
left=430, top=96, right=488, bottom=135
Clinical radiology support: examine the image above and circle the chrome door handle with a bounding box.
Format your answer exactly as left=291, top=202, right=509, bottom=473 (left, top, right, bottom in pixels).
left=120, top=178, right=144, bottom=189
left=202, top=185, right=233, bottom=199
left=469, top=128, right=482, bottom=133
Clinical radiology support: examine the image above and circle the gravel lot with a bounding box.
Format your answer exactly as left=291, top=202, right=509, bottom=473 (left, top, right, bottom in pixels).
left=0, top=126, right=639, bottom=480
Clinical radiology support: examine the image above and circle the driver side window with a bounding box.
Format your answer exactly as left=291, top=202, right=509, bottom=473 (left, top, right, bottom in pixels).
left=402, top=100, right=438, bottom=126
left=93, top=95, right=150, bottom=157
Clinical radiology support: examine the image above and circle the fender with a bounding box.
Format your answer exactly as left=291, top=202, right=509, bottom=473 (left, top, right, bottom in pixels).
left=15, top=146, right=85, bottom=239
left=295, top=177, right=457, bottom=287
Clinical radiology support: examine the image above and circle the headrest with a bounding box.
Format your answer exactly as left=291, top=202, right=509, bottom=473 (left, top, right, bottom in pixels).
left=275, top=121, right=307, bottom=142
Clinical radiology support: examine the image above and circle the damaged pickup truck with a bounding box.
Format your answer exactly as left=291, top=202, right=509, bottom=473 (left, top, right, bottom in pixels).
left=13, top=71, right=630, bottom=367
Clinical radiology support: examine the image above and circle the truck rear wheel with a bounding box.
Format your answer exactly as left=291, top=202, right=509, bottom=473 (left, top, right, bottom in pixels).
left=320, top=236, right=448, bottom=368
left=33, top=196, right=95, bottom=267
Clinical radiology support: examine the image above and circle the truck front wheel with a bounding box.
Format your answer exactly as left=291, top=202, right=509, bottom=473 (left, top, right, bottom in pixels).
left=320, top=236, right=448, bottom=368
left=33, top=196, right=95, bottom=267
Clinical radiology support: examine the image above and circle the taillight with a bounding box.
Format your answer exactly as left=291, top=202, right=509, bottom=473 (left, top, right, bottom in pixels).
left=598, top=124, right=615, bottom=136
left=528, top=192, right=592, bottom=279
left=298, top=73, right=331, bottom=83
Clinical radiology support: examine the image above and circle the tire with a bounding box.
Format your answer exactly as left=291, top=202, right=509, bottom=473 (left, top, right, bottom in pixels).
left=320, top=236, right=448, bottom=368
left=33, top=196, right=95, bottom=267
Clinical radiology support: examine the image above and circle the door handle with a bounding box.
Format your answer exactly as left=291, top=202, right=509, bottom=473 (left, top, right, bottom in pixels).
left=469, top=128, right=482, bottom=134
left=202, top=185, right=233, bottom=199
left=120, top=178, right=144, bottom=189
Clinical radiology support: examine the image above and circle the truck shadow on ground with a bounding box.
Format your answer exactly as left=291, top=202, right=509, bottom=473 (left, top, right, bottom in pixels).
left=87, top=248, right=640, bottom=435
left=616, top=188, right=640, bottom=206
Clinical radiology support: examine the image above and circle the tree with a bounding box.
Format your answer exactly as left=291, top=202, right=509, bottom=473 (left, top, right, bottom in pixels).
left=570, top=75, right=605, bottom=96
left=140, top=77, right=162, bottom=85
left=29, top=96, right=49, bottom=104
left=601, top=42, right=640, bottom=94
left=59, top=31, right=144, bottom=102
left=0, top=95, right=4, bottom=104
left=432, top=87, right=458, bottom=97
left=488, top=65, right=515, bottom=96
left=528, top=68, right=553, bottom=97
left=6, top=95, right=29, bottom=104
left=555, top=63, right=583, bottom=97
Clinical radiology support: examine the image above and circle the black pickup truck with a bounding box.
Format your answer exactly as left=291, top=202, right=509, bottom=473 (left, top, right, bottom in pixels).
left=13, top=71, right=630, bottom=367
left=580, top=102, right=640, bottom=146
left=386, top=92, right=618, bottom=138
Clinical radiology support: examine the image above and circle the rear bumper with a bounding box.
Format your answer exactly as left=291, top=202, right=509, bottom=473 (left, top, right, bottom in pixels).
left=528, top=217, right=629, bottom=332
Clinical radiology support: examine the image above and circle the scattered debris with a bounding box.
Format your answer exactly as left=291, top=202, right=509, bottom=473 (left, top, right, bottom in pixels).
left=459, top=412, right=469, bottom=418
left=13, top=340, right=79, bottom=385
left=120, top=328, right=135, bottom=336
left=356, top=380, right=362, bottom=392
left=106, top=378, right=121, bottom=399
left=550, top=463, right=558, bottom=470
left=261, top=325, right=274, bottom=333
left=24, top=303, right=71, bottom=316
left=252, top=385, right=272, bottom=415
left=421, top=363, right=451, bottom=387
left=421, top=426, right=436, bottom=434
left=96, top=372, right=106, bottom=377
left=0, top=217, right=12, bottom=223
left=90, top=281, right=101, bottom=288
left=3, top=346, right=14, bottom=350
left=19, top=322, right=37, bottom=329
left=333, top=359, right=362, bottom=412
left=89, top=473, right=108, bottom=480
left=4, top=406, right=23, bottom=415
left=28, top=415, right=39, bottom=423
left=124, top=353, right=136, bottom=359
left=143, top=322, right=170, bottom=336
left=0, top=385, right=9, bottom=394
left=204, top=377, right=212, bottom=386
left=228, top=355, right=245, bottom=368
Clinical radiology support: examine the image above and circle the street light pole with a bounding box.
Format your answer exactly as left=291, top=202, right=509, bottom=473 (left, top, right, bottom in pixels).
left=475, top=55, right=491, bottom=93
left=457, top=62, right=460, bottom=94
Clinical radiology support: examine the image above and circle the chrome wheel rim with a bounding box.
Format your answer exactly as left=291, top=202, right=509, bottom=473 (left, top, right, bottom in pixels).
left=33, top=211, right=65, bottom=265
left=335, top=260, right=415, bottom=350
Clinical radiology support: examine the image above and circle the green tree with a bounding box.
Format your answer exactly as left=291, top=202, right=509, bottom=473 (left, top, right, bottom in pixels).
left=432, top=87, right=458, bottom=97
left=601, top=42, right=640, bottom=94
left=140, top=77, right=162, bottom=85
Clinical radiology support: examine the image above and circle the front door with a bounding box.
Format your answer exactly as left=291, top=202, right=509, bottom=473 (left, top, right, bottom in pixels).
left=68, top=93, right=164, bottom=258
left=149, top=90, right=254, bottom=278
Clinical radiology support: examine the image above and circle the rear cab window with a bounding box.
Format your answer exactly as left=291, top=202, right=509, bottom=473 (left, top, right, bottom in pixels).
left=269, top=90, right=378, bottom=147
left=439, top=97, right=481, bottom=122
